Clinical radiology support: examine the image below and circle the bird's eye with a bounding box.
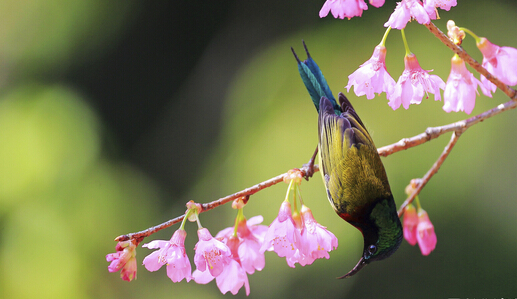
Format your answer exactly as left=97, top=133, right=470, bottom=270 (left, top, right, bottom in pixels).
left=368, top=245, right=377, bottom=255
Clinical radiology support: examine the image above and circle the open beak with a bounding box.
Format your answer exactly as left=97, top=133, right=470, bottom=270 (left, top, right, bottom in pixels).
left=338, top=257, right=366, bottom=279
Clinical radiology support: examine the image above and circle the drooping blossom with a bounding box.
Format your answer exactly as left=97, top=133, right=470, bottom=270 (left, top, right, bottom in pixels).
left=477, top=37, right=517, bottom=92
left=346, top=45, right=396, bottom=99
left=443, top=55, right=491, bottom=114
left=424, top=0, right=457, bottom=19
left=416, top=209, right=437, bottom=256
left=384, top=0, right=430, bottom=30
left=106, top=240, right=137, bottom=282
left=193, top=228, right=231, bottom=277
left=216, top=215, right=268, bottom=274
left=319, top=0, right=368, bottom=19
left=194, top=236, right=250, bottom=295
left=142, top=229, right=192, bottom=283
left=369, top=0, right=385, bottom=8
left=288, top=205, right=338, bottom=268
left=402, top=204, right=418, bottom=246
left=388, top=53, right=445, bottom=110
left=300, top=205, right=338, bottom=260
left=260, top=201, right=301, bottom=259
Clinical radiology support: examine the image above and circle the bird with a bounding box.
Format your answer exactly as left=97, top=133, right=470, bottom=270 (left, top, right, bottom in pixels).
left=292, top=41, right=402, bottom=278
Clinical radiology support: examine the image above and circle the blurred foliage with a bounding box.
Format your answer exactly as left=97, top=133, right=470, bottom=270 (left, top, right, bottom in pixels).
left=0, top=0, right=516, bottom=299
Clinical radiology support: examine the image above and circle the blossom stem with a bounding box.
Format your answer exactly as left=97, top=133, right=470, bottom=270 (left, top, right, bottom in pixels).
left=284, top=179, right=295, bottom=202
left=458, top=27, right=481, bottom=44
left=379, top=26, right=391, bottom=47
left=194, top=209, right=203, bottom=229
left=397, top=131, right=462, bottom=217
left=424, top=21, right=516, bottom=99
left=296, top=184, right=304, bottom=207
left=233, top=208, right=245, bottom=237
left=414, top=195, right=421, bottom=211
left=291, top=180, right=299, bottom=213
left=179, top=209, right=192, bottom=230
left=401, top=29, right=411, bottom=56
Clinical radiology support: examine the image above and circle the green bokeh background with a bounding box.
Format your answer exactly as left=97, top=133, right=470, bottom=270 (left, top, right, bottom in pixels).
left=0, top=1, right=515, bottom=298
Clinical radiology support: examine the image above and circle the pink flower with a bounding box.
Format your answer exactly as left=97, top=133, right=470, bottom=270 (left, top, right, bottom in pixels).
left=388, top=53, right=445, bottom=110
left=237, top=217, right=267, bottom=274
left=193, top=236, right=250, bottom=295
left=319, top=0, right=368, bottom=19
left=216, top=215, right=267, bottom=274
left=260, top=201, right=301, bottom=259
left=443, top=55, right=491, bottom=114
left=369, top=0, right=385, bottom=8
left=193, top=259, right=250, bottom=296
left=194, top=228, right=231, bottom=277
left=402, top=204, right=418, bottom=246
left=346, top=45, right=396, bottom=99
left=300, top=205, right=338, bottom=260
left=477, top=37, right=517, bottom=92
left=142, top=229, right=192, bottom=283
left=416, top=209, right=437, bottom=256
left=424, top=0, right=457, bottom=19
left=106, top=240, right=137, bottom=282
left=384, top=0, right=430, bottom=30
left=287, top=205, right=338, bottom=268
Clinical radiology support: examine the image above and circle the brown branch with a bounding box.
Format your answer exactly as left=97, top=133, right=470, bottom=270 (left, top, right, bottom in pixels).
left=424, top=22, right=517, bottom=100
left=378, top=96, right=517, bottom=156
left=115, top=164, right=320, bottom=243
left=397, top=130, right=461, bottom=217
left=116, top=95, right=517, bottom=243
left=115, top=22, right=517, bottom=244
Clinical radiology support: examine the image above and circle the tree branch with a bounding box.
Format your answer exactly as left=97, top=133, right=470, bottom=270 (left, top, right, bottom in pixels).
left=115, top=21, right=517, bottom=245
left=424, top=22, right=517, bottom=100
left=397, top=130, right=461, bottom=217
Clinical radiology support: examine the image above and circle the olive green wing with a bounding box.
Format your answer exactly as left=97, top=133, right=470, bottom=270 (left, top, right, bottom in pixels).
left=318, top=93, right=392, bottom=222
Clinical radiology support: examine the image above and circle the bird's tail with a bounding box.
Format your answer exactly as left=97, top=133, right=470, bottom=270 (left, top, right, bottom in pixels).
left=292, top=41, right=341, bottom=115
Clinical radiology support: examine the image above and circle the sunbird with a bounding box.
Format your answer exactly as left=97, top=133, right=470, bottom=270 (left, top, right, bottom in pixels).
left=292, top=42, right=402, bottom=278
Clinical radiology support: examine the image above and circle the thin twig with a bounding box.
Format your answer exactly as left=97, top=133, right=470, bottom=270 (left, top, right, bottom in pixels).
left=378, top=96, right=517, bottom=156
left=397, top=131, right=462, bottom=217
left=115, top=165, right=320, bottom=243
left=424, top=22, right=517, bottom=100
left=115, top=22, right=517, bottom=245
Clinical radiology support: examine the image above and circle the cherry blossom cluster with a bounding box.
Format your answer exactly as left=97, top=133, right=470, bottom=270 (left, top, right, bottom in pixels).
left=402, top=180, right=437, bottom=255
left=106, top=169, right=338, bottom=295
left=324, top=1, right=517, bottom=114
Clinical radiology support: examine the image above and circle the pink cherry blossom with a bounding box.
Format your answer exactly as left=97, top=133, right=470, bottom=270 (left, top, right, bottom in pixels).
left=300, top=205, right=338, bottom=260
left=402, top=204, right=418, bottom=246
left=384, top=0, right=430, bottom=30
left=142, top=229, right=192, bottom=283
left=443, top=55, right=491, bottom=114
left=194, top=228, right=231, bottom=277
left=260, top=201, right=301, bottom=259
left=416, top=209, right=437, bottom=256
left=193, top=236, right=250, bottom=295
left=346, top=45, right=396, bottom=99
left=106, top=240, right=137, bottom=282
left=369, top=0, right=385, bottom=8
left=388, top=53, right=445, bottom=110
left=424, top=0, right=457, bottom=19
left=287, top=205, right=338, bottom=268
left=319, top=0, right=368, bottom=19
left=477, top=37, right=517, bottom=92
left=216, top=215, right=267, bottom=274
left=237, top=217, right=267, bottom=274
left=193, top=259, right=250, bottom=296
left=286, top=249, right=315, bottom=268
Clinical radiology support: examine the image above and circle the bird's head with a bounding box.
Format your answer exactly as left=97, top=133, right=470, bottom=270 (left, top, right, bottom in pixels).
left=340, top=197, right=402, bottom=278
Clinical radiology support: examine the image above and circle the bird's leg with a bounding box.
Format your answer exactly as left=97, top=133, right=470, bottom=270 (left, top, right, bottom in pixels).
left=303, top=145, right=318, bottom=180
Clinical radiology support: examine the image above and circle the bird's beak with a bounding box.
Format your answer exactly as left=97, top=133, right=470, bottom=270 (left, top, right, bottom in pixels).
left=338, top=257, right=366, bottom=279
